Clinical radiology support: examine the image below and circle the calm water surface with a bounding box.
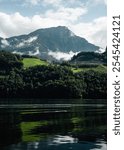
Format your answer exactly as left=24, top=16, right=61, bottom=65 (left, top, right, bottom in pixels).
left=0, top=99, right=107, bottom=150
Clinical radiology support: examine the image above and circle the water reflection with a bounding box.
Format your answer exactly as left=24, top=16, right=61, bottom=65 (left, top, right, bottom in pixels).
left=0, top=101, right=107, bottom=150
left=5, top=141, right=106, bottom=150
left=0, top=109, right=22, bottom=148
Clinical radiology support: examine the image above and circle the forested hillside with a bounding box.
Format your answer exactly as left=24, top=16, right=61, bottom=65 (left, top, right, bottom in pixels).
left=0, top=51, right=107, bottom=99
left=71, top=50, right=107, bottom=64
left=0, top=51, right=23, bottom=73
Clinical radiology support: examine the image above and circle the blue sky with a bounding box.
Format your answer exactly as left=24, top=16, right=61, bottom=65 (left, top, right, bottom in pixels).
left=0, top=0, right=107, bottom=48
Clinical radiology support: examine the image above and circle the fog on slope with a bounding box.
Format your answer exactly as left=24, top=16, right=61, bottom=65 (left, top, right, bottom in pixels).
left=48, top=51, right=79, bottom=61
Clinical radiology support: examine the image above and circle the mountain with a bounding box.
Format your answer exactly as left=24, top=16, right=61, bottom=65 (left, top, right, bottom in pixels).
left=0, top=26, right=100, bottom=61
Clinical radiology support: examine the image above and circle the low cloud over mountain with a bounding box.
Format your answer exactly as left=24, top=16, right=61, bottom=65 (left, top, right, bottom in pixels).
left=0, top=26, right=101, bottom=61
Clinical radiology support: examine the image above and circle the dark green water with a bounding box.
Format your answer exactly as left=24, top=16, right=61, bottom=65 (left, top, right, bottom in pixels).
left=0, top=99, right=107, bottom=150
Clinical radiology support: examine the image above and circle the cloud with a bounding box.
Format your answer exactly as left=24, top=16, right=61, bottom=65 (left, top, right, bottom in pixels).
left=0, top=12, right=31, bottom=37
left=24, top=0, right=64, bottom=7
left=29, top=47, right=40, bottom=55
left=1, top=39, right=10, bottom=48
left=0, top=11, right=106, bottom=48
left=70, top=17, right=107, bottom=48
left=43, top=0, right=62, bottom=7
left=16, top=36, right=38, bottom=48
left=12, top=51, right=24, bottom=55
left=48, top=51, right=79, bottom=61
left=0, top=6, right=87, bottom=37
left=25, top=0, right=84, bottom=8
left=1, top=39, right=9, bottom=46
left=26, top=36, right=38, bottom=43
left=44, top=7, right=87, bottom=22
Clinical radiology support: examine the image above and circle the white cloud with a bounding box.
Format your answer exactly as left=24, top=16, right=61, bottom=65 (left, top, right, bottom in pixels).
left=0, top=12, right=31, bottom=38
left=24, top=0, right=106, bottom=9
left=1, top=39, right=9, bottom=46
left=29, top=47, right=40, bottom=55
left=0, top=11, right=106, bottom=48
left=0, top=12, right=66, bottom=38
left=0, top=7, right=87, bottom=37
left=26, top=36, right=38, bottom=43
left=13, top=46, right=40, bottom=56
left=16, top=36, right=38, bottom=48
left=24, top=0, right=65, bottom=7
left=70, top=17, right=107, bottom=48
left=31, top=0, right=84, bottom=7
left=12, top=51, right=24, bottom=55
left=48, top=51, right=79, bottom=61
left=44, top=7, right=87, bottom=22
left=43, top=0, right=62, bottom=7
left=1, top=39, right=10, bottom=48
left=16, top=42, right=25, bottom=48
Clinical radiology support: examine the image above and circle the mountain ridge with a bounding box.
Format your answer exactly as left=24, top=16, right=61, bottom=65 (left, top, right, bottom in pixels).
left=0, top=26, right=100, bottom=61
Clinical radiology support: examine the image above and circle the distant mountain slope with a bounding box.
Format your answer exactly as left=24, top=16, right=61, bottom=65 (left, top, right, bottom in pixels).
left=0, top=26, right=100, bottom=60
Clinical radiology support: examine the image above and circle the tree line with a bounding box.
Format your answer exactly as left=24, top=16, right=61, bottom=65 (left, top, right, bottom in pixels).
left=0, top=51, right=107, bottom=99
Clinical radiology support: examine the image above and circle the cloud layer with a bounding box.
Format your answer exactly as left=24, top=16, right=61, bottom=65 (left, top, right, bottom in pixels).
left=48, top=51, right=79, bottom=61
left=0, top=0, right=106, bottom=48
left=0, top=11, right=106, bottom=48
left=16, top=36, right=38, bottom=48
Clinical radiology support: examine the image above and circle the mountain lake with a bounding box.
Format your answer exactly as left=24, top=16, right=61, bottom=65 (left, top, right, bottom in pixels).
left=0, top=99, right=107, bottom=150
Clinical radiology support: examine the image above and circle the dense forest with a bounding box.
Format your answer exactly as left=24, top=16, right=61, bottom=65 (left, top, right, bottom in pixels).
left=0, top=50, right=107, bottom=99
left=71, top=50, right=107, bottom=64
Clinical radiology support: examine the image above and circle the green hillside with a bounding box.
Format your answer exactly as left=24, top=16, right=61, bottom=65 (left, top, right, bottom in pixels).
left=23, top=58, right=48, bottom=68
left=0, top=50, right=107, bottom=99
left=71, top=64, right=107, bottom=73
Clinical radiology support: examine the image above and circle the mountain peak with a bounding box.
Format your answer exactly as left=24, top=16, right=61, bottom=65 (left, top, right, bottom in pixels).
left=32, top=26, right=69, bottom=32
left=0, top=26, right=100, bottom=61
left=55, top=26, right=69, bottom=29
left=30, top=26, right=75, bottom=40
left=55, top=26, right=74, bottom=35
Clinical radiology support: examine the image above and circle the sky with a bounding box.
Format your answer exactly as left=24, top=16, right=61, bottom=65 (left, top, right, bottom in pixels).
left=0, top=0, right=107, bottom=48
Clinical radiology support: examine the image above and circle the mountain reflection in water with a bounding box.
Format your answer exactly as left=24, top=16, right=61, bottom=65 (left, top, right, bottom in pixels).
left=0, top=99, right=107, bottom=150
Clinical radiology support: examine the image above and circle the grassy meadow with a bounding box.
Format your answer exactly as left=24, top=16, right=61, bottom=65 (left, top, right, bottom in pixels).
left=23, top=58, right=48, bottom=68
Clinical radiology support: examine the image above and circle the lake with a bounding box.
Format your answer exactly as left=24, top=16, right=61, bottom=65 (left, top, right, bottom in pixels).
left=0, top=99, right=107, bottom=150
